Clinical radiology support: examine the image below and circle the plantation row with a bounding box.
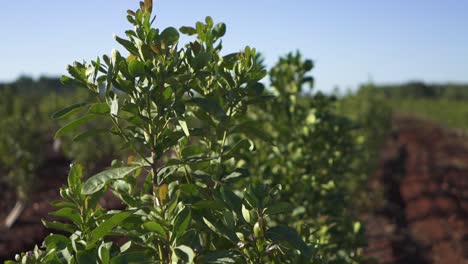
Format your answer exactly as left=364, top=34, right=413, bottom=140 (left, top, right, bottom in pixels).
left=3, top=1, right=391, bottom=263
left=339, top=83, right=468, bottom=131
left=0, top=85, right=123, bottom=201
left=372, top=82, right=468, bottom=101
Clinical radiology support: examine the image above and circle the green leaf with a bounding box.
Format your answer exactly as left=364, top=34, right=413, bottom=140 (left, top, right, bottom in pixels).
left=156, top=165, right=180, bottom=183
left=179, top=26, right=196, bottom=35
left=77, top=250, right=98, bottom=264
left=61, top=74, right=85, bottom=87
left=192, top=52, right=212, bottom=70
left=222, top=53, right=240, bottom=68
left=265, top=202, right=291, bottom=215
left=199, top=250, right=243, bottom=263
left=223, top=168, right=250, bottom=182
left=354, top=221, right=361, bottom=234
left=175, top=229, right=198, bottom=248
left=160, top=27, right=180, bottom=45
left=243, top=185, right=266, bottom=209
left=49, top=208, right=81, bottom=225
left=173, top=207, right=191, bottom=240
left=192, top=200, right=224, bottom=210
left=223, top=139, right=254, bottom=159
left=220, top=187, right=242, bottom=215
left=174, top=245, right=195, bottom=263
left=178, top=119, right=190, bottom=136
left=114, top=35, right=138, bottom=55
left=181, top=145, right=203, bottom=158
left=51, top=201, right=76, bottom=209
left=202, top=217, right=220, bottom=235
left=55, top=114, right=97, bottom=138
left=179, top=184, right=200, bottom=196
left=205, top=16, right=214, bottom=27
left=241, top=204, right=253, bottom=224
left=213, top=23, right=226, bottom=38
left=128, top=60, right=145, bottom=77
left=229, top=121, right=273, bottom=144
left=73, top=129, right=109, bottom=142
left=42, top=220, right=75, bottom=233
left=142, top=221, right=167, bottom=238
left=68, top=163, right=83, bottom=192
left=88, top=211, right=133, bottom=247
left=202, top=217, right=239, bottom=243
left=98, top=242, right=112, bottom=264
left=265, top=225, right=311, bottom=256
left=247, top=82, right=265, bottom=96
left=81, top=166, right=141, bottom=195
left=188, top=97, right=225, bottom=119
left=163, top=86, right=173, bottom=99
left=66, top=63, right=87, bottom=83
left=195, top=21, right=205, bottom=35
left=113, top=77, right=134, bottom=93
left=303, top=59, right=314, bottom=71
left=88, top=103, right=111, bottom=114
left=110, top=252, right=146, bottom=264
left=44, top=234, right=70, bottom=250
left=52, top=102, right=88, bottom=119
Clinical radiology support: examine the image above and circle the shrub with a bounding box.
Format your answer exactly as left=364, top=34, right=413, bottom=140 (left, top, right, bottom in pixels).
left=0, top=87, right=46, bottom=200
left=335, top=84, right=393, bottom=210
left=245, top=52, right=365, bottom=262
left=8, top=1, right=310, bottom=263
left=8, top=1, right=370, bottom=263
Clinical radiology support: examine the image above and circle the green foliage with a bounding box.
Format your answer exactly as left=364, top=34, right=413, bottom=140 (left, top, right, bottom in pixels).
left=243, top=52, right=366, bottom=263
left=9, top=1, right=373, bottom=263
left=335, top=84, right=392, bottom=210
left=352, top=82, right=468, bottom=130
left=386, top=98, right=468, bottom=130
left=0, top=81, right=123, bottom=201
left=10, top=1, right=312, bottom=263
left=0, top=87, right=46, bottom=200
left=336, top=83, right=392, bottom=171
left=377, top=81, right=468, bottom=101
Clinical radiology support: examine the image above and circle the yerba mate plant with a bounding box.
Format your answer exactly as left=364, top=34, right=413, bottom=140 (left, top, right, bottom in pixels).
left=8, top=1, right=310, bottom=263
left=243, top=52, right=365, bottom=263
left=0, top=87, right=46, bottom=201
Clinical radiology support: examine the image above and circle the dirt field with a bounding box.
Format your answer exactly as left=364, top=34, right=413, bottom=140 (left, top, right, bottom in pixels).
left=0, top=156, right=68, bottom=262
left=364, top=115, right=468, bottom=263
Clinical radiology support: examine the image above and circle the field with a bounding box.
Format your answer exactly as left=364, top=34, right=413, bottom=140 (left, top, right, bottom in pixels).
left=388, top=99, right=468, bottom=130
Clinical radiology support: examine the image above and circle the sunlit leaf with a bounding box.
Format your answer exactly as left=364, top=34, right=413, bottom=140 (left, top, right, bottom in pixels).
left=88, top=211, right=133, bottom=247
left=81, top=166, right=141, bottom=195
left=52, top=102, right=88, bottom=119
left=55, top=114, right=96, bottom=138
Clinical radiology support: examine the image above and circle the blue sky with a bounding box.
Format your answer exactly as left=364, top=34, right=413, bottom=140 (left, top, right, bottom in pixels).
left=1, top=0, right=467, bottom=92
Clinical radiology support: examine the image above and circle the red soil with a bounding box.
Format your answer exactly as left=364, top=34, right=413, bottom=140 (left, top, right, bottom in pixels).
left=364, top=115, right=468, bottom=264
